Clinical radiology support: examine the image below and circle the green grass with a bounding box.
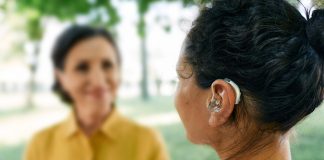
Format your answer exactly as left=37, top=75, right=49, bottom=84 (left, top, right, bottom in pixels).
left=0, top=96, right=323, bottom=160
left=0, top=143, right=25, bottom=160
left=291, top=105, right=324, bottom=160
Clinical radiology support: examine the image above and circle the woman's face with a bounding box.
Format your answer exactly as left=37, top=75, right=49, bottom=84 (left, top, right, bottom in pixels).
left=174, top=43, right=212, bottom=144
left=57, top=36, right=120, bottom=108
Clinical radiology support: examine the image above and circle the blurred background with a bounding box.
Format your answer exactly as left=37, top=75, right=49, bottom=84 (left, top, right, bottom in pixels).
left=0, top=0, right=323, bottom=160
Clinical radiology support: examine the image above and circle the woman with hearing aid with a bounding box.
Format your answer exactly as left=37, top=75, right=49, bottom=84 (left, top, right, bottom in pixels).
left=174, top=0, right=324, bottom=159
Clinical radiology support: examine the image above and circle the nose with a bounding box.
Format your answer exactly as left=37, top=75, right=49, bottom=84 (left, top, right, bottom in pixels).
left=88, top=67, right=107, bottom=89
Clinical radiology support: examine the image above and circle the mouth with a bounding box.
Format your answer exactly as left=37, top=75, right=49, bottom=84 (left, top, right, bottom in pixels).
left=86, top=89, right=108, bottom=99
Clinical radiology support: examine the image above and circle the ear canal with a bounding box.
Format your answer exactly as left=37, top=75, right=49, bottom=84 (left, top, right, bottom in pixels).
left=208, top=97, right=222, bottom=112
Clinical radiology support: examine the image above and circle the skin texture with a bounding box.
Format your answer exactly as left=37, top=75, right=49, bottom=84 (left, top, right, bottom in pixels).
left=174, top=41, right=291, bottom=160
left=56, top=36, right=120, bottom=136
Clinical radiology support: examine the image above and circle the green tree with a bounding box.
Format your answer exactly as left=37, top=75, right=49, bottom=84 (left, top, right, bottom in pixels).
left=10, top=0, right=206, bottom=101
left=135, top=0, right=208, bottom=100
left=4, top=0, right=312, bottom=102
left=25, top=10, right=42, bottom=109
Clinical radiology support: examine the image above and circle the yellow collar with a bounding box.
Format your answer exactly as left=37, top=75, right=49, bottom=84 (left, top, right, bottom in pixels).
left=63, top=107, right=126, bottom=140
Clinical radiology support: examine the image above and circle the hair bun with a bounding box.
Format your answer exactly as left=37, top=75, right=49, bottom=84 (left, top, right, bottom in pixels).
left=306, top=9, right=324, bottom=59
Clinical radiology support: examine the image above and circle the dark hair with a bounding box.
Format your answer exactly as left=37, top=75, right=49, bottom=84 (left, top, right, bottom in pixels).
left=185, top=0, right=324, bottom=158
left=51, top=25, right=121, bottom=104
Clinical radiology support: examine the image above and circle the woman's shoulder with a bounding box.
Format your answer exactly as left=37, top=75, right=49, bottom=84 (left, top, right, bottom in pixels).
left=24, top=120, right=67, bottom=160
left=117, top=115, right=169, bottom=160
left=31, top=119, right=67, bottom=141
left=26, top=116, right=71, bottom=150
left=132, top=122, right=160, bottom=139
left=117, top=113, right=158, bottom=136
left=117, top=113, right=164, bottom=145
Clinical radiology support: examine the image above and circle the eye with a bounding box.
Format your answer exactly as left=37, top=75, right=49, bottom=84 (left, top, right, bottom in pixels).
left=176, top=63, right=193, bottom=79
left=75, top=62, right=89, bottom=73
left=102, top=60, right=113, bottom=70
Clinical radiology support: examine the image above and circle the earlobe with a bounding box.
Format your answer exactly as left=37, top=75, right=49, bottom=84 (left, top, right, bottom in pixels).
left=208, top=112, right=219, bottom=127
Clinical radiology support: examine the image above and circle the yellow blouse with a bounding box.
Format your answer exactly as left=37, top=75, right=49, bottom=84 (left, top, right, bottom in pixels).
left=24, top=108, right=169, bottom=160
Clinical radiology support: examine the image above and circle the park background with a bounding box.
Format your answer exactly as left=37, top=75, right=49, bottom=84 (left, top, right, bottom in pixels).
left=0, top=0, right=323, bottom=159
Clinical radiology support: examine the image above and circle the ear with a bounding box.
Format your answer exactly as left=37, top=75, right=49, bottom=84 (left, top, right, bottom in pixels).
left=208, top=79, right=236, bottom=127
left=55, top=69, right=68, bottom=91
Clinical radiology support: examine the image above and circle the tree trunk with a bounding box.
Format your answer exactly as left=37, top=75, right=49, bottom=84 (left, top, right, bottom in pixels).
left=26, top=42, right=39, bottom=109
left=140, top=34, right=149, bottom=100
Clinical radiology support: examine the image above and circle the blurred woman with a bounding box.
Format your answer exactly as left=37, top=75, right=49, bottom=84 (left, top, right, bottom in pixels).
left=25, top=25, right=169, bottom=160
left=175, top=0, right=324, bottom=159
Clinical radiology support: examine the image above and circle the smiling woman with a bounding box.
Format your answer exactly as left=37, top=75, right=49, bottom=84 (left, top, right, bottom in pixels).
left=24, top=25, right=169, bottom=160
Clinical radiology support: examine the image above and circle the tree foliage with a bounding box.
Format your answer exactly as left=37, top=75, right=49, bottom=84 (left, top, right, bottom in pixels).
left=314, top=0, right=324, bottom=7
left=9, top=0, right=120, bottom=40
left=10, top=0, right=211, bottom=39
left=2, top=0, right=323, bottom=40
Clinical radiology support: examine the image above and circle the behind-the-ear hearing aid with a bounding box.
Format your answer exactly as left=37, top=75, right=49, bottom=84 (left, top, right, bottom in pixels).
left=224, top=78, right=241, bottom=105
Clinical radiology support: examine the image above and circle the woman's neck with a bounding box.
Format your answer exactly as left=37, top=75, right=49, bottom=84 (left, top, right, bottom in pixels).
left=74, top=104, right=112, bottom=136
left=214, top=133, right=291, bottom=160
